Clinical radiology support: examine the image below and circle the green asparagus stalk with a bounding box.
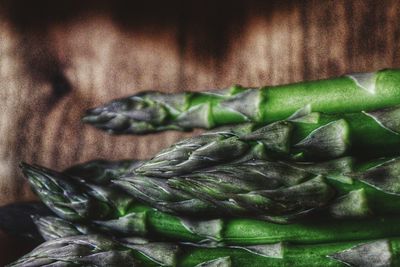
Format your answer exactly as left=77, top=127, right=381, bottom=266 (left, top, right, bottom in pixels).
left=7, top=234, right=178, bottom=267
left=134, top=105, right=400, bottom=177
left=117, top=156, right=400, bottom=222
left=83, top=69, right=400, bottom=134
left=21, top=162, right=400, bottom=245
left=27, top=216, right=400, bottom=267
left=180, top=238, right=400, bottom=267
left=8, top=234, right=400, bottom=267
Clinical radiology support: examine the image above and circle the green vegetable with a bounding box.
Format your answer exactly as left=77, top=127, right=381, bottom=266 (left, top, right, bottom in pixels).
left=134, top=105, right=400, bottom=177
left=181, top=239, right=400, bottom=267
left=7, top=234, right=177, bottom=267
left=8, top=234, right=400, bottom=267
left=83, top=69, right=400, bottom=134
left=21, top=162, right=400, bottom=245
left=119, top=156, right=400, bottom=222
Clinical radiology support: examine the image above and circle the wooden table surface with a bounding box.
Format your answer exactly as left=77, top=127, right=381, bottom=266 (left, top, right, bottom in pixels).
left=1, top=0, right=400, bottom=264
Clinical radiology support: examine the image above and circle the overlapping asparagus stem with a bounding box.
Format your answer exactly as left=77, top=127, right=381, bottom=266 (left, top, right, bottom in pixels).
left=83, top=69, right=400, bottom=134
left=8, top=234, right=400, bottom=267
left=21, top=162, right=400, bottom=245
left=28, top=214, right=400, bottom=267
left=117, top=156, right=400, bottom=222
left=180, top=239, right=400, bottom=267
left=7, top=234, right=178, bottom=267
left=133, top=105, right=400, bottom=178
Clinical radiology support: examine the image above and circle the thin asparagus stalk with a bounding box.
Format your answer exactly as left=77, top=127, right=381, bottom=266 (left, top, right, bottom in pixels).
left=8, top=234, right=400, bottom=267
left=21, top=162, right=400, bottom=245
left=27, top=216, right=400, bottom=267
left=135, top=105, right=400, bottom=177
left=83, top=69, right=400, bottom=134
left=180, top=239, right=400, bottom=267
left=117, top=156, right=400, bottom=222
left=7, top=235, right=178, bottom=267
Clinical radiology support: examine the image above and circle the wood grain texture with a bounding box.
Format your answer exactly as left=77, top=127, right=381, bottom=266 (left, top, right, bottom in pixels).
left=1, top=0, right=400, bottom=264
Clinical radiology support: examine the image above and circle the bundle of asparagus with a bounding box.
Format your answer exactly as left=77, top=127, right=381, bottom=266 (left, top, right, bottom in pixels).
left=5, top=69, right=400, bottom=266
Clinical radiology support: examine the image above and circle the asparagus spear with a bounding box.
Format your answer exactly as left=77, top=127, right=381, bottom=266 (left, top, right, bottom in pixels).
left=34, top=216, right=398, bottom=266
left=21, top=162, right=400, bottom=245
left=117, top=156, right=400, bottom=222
left=134, top=105, right=400, bottom=177
left=33, top=214, right=400, bottom=267
left=83, top=69, right=400, bottom=134
left=31, top=219, right=181, bottom=267
left=8, top=234, right=400, bottom=267
left=181, top=239, right=400, bottom=267
left=7, top=234, right=178, bottom=267
left=28, top=216, right=400, bottom=267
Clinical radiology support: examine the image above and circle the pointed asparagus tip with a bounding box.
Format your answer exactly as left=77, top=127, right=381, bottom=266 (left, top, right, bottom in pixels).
left=19, top=162, right=45, bottom=184
left=19, top=161, right=33, bottom=172
left=82, top=107, right=116, bottom=124
left=19, top=162, right=57, bottom=184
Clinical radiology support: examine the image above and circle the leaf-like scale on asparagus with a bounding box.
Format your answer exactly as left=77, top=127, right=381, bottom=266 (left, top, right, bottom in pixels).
left=363, top=105, right=400, bottom=135
left=293, top=119, right=350, bottom=160
left=328, top=189, right=372, bottom=219
left=329, top=239, right=393, bottom=267
left=180, top=218, right=224, bottom=241
left=194, top=256, right=232, bottom=267
left=121, top=237, right=179, bottom=266
left=355, top=157, right=400, bottom=195
left=32, top=215, right=92, bottom=241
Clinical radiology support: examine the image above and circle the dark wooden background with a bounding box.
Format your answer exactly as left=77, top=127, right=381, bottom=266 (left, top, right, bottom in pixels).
left=1, top=0, right=400, bottom=264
